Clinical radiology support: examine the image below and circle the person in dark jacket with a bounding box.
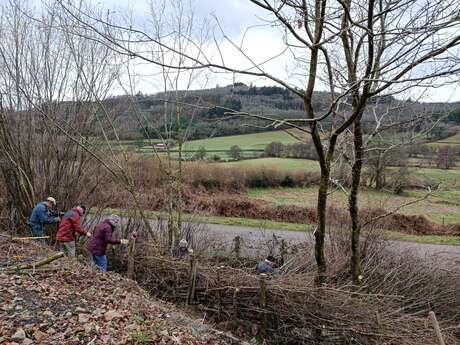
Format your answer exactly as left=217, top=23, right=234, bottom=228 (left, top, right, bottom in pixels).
left=172, top=238, right=193, bottom=259
left=256, top=256, right=280, bottom=275
left=28, top=197, right=60, bottom=237
left=56, top=205, right=91, bottom=258
left=86, top=215, right=128, bottom=272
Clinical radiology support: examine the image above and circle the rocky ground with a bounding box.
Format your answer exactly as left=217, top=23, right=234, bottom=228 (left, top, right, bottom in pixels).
left=0, top=234, right=243, bottom=345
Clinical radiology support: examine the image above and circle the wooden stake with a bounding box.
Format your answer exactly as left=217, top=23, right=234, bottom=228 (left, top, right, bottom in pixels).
left=127, top=240, right=136, bottom=279
left=187, top=254, right=198, bottom=305
left=217, top=266, right=223, bottom=318
left=233, top=236, right=241, bottom=258
left=280, top=239, right=287, bottom=266
left=429, top=311, right=446, bottom=345
left=259, top=274, right=268, bottom=339
left=232, top=288, right=240, bottom=320
left=375, top=311, right=381, bottom=326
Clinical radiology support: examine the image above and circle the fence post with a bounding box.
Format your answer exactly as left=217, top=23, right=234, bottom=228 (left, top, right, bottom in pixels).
left=280, top=239, right=287, bottom=266
left=233, top=236, right=241, bottom=258
left=232, top=288, right=240, bottom=321
left=259, top=274, right=268, bottom=340
left=127, top=240, right=136, bottom=280
left=187, top=254, right=198, bottom=305
left=375, top=311, right=381, bottom=326
left=217, top=266, right=223, bottom=319
left=428, top=311, right=446, bottom=345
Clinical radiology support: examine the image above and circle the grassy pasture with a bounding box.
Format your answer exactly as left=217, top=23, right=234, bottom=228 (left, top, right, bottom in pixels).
left=411, top=167, right=460, bottom=190
left=182, top=130, right=304, bottom=151
left=248, top=183, right=460, bottom=225
left=222, top=157, right=320, bottom=172
left=117, top=130, right=310, bottom=160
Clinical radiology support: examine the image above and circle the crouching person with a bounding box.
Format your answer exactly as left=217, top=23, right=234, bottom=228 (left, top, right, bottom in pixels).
left=256, top=255, right=280, bottom=275
left=86, top=215, right=128, bottom=272
left=56, top=205, right=91, bottom=258
left=172, top=238, right=193, bottom=259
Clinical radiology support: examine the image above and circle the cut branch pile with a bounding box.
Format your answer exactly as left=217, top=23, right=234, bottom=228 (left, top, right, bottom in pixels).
left=123, top=245, right=457, bottom=345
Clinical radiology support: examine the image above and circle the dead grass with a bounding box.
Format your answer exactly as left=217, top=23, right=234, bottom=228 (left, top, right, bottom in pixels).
left=127, top=158, right=320, bottom=192
left=249, top=186, right=460, bottom=225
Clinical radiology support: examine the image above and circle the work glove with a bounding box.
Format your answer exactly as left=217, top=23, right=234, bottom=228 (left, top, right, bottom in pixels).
left=120, top=239, right=129, bottom=245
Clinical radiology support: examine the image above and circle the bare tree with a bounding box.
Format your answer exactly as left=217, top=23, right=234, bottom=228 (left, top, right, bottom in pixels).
left=436, top=146, right=458, bottom=169
left=0, top=1, right=118, bottom=228
left=111, top=0, right=211, bottom=251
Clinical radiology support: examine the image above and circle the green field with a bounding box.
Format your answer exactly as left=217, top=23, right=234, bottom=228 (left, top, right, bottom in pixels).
left=222, top=157, right=320, bottom=172
left=183, top=131, right=302, bottom=151
left=412, top=167, right=460, bottom=190
left=128, top=130, right=309, bottom=160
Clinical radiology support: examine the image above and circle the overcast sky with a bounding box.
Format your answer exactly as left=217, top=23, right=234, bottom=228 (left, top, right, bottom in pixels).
left=89, top=0, right=460, bottom=102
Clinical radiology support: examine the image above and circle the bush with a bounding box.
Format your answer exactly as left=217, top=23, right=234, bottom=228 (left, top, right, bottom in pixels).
left=193, top=146, right=207, bottom=160
left=264, top=141, right=284, bottom=157
left=211, top=154, right=221, bottom=162
left=228, top=145, right=242, bottom=161
left=248, top=172, right=272, bottom=188
left=280, top=175, right=295, bottom=187
left=264, top=141, right=318, bottom=160
left=437, top=146, right=458, bottom=169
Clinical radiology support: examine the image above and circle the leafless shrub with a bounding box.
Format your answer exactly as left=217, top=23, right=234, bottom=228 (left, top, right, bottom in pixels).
left=0, top=1, right=119, bottom=229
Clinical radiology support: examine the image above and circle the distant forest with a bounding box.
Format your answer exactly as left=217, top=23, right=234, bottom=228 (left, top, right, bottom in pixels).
left=105, top=83, right=460, bottom=141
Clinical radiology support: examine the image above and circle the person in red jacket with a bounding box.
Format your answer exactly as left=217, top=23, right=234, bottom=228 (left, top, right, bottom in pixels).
left=56, top=205, right=91, bottom=258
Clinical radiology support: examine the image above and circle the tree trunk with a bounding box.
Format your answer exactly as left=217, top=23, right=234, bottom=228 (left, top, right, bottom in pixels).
left=315, top=168, right=330, bottom=283
left=175, top=141, right=183, bottom=248
left=375, top=153, right=383, bottom=190
left=349, top=119, right=363, bottom=285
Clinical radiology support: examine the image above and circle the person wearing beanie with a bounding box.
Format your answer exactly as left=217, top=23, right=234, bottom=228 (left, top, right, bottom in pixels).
left=27, top=197, right=60, bottom=238
left=172, top=238, right=193, bottom=259
left=86, top=215, right=128, bottom=272
left=56, top=205, right=90, bottom=258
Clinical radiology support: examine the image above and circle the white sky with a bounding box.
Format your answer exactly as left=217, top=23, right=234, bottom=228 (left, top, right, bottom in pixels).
left=77, top=0, right=460, bottom=102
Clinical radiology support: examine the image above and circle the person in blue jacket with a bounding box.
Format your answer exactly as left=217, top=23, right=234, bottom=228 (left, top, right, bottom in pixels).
left=28, top=197, right=60, bottom=237
left=256, top=255, right=280, bottom=275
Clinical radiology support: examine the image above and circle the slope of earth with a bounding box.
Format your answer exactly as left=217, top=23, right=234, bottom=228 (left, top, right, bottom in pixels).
left=0, top=234, right=243, bottom=345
